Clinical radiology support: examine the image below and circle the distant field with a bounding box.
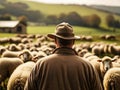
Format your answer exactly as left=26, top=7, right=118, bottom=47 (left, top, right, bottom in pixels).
left=27, top=25, right=120, bottom=35
left=0, top=25, right=120, bottom=44
left=0, top=25, right=120, bottom=37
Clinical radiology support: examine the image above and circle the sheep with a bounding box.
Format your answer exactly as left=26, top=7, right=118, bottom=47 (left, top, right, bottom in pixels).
left=113, top=55, right=120, bottom=64
left=103, top=44, right=110, bottom=55
left=91, top=44, right=105, bottom=56
left=83, top=54, right=118, bottom=88
left=78, top=49, right=88, bottom=57
left=0, top=46, right=6, bottom=55
left=16, top=34, right=27, bottom=38
left=0, top=57, right=23, bottom=84
left=39, top=45, right=53, bottom=55
left=103, top=68, right=120, bottom=90
left=100, top=35, right=106, bottom=40
left=32, top=51, right=47, bottom=62
left=7, top=44, right=22, bottom=51
left=21, top=38, right=31, bottom=44
left=47, top=42, right=56, bottom=49
left=97, top=56, right=117, bottom=78
left=105, top=35, right=116, bottom=40
left=18, top=49, right=33, bottom=62
left=82, top=52, right=104, bottom=88
left=108, top=44, right=120, bottom=55
left=18, top=43, right=26, bottom=50
left=7, top=61, right=35, bottom=90
left=9, top=37, right=21, bottom=44
left=2, top=50, right=33, bottom=62
left=83, top=52, right=99, bottom=61
left=27, top=34, right=35, bottom=39
left=96, top=55, right=120, bottom=87
left=1, top=50, right=22, bottom=58
left=85, top=36, right=93, bottom=41
left=100, top=35, right=116, bottom=40
left=35, top=34, right=43, bottom=38
left=0, top=38, right=9, bottom=45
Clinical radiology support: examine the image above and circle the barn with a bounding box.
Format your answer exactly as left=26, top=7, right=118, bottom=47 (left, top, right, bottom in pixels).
left=0, top=21, right=27, bottom=34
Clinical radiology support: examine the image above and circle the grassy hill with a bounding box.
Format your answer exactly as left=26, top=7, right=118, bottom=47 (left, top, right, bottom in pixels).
left=7, top=0, right=120, bottom=28
left=90, top=5, right=120, bottom=15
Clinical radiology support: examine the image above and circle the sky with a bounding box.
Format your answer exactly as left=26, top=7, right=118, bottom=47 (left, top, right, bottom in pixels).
left=29, top=0, right=120, bottom=6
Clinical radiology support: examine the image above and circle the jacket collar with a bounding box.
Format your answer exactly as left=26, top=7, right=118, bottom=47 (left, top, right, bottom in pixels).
left=52, top=47, right=78, bottom=55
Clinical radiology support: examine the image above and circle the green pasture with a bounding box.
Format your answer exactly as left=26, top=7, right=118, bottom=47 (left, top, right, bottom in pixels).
left=1, top=26, right=120, bottom=44
left=0, top=26, right=120, bottom=37
left=27, top=26, right=120, bottom=44
left=27, top=25, right=120, bottom=36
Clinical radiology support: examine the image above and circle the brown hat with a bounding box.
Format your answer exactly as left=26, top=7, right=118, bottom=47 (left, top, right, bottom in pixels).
left=47, top=22, right=80, bottom=40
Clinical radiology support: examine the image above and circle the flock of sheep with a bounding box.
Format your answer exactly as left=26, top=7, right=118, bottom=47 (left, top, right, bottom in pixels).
left=0, top=34, right=120, bottom=90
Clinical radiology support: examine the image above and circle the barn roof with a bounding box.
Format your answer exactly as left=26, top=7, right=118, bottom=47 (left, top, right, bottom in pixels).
left=0, top=21, right=20, bottom=28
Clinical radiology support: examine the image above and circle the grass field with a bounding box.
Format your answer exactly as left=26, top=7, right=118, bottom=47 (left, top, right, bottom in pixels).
left=1, top=26, right=120, bottom=43
left=0, top=25, right=120, bottom=37
left=27, top=25, right=120, bottom=36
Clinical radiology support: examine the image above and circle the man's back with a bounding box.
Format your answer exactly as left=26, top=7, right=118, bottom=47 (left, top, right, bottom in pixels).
left=24, top=48, right=102, bottom=90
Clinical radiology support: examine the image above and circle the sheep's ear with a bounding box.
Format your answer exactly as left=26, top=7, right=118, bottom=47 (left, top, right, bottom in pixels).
left=32, top=56, right=38, bottom=62
left=18, top=53, right=23, bottom=57
left=111, top=58, right=116, bottom=62
left=97, top=59, right=102, bottom=62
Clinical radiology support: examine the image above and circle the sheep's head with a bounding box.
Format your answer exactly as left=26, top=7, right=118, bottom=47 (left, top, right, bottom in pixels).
left=0, top=47, right=6, bottom=55
left=97, top=56, right=116, bottom=73
left=18, top=50, right=32, bottom=62
left=32, top=51, right=47, bottom=62
left=78, top=49, right=88, bottom=57
left=8, top=44, right=17, bottom=51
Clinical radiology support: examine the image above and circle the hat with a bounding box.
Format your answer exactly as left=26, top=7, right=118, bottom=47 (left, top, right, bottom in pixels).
left=47, top=22, right=80, bottom=40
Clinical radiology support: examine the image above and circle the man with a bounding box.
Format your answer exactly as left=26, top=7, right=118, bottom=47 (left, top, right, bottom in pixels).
left=24, top=22, right=102, bottom=90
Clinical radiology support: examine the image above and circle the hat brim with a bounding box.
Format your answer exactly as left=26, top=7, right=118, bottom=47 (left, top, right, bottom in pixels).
left=47, top=33, right=80, bottom=40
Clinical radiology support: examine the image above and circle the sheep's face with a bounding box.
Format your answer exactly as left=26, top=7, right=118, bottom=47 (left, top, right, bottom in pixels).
left=98, top=57, right=116, bottom=73
left=78, top=50, right=88, bottom=57
left=102, top=60, right=113, bottom=72
left=0, top=48, right=6, bottom=54
left=19, top=51, right=32, bottom=62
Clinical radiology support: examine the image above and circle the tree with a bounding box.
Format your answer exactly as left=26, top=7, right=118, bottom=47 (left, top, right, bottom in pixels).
left=0, top=14, right=11, bottom=20
left=65, top=12, right=83, bottom=26
left=45, top=15, right=58, bottom=25
left=58, top=13, right=67, bottom=23
left=106, top=14, right=116, bottom=32
left=18, top=15, right=28, bottom=26
left=82, top=14, right=101, bottom=28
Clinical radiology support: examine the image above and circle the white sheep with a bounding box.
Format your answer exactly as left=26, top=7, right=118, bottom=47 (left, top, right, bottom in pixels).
left=84, top=55, right=118, bottom=88
left=78, top=49, right=88, bottom=57
left=0, top=46, right=6, bottom=56
left=18, top=49, right=33, bottom=62
left=103, top=68, right=120, bottom=90
left=7, top=61, right=35, bottom=90
left=108, top=44, right=120, bottom=55
left=91, top=44, right=105, bottom=56
left=97, top=56, right=117, bottom=78
left=1, top=50, right=22, bottom=58
left=2, top=49, right=34, bottom=62
left=32, top=51, right=47, bottom=62
left=7, top=44, right=22, bottom=51
left=0, top=57, right=23, bottom=84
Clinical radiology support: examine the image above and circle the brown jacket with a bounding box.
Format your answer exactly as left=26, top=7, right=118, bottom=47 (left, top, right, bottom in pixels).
left=24, top=47, right=102, bottom=90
